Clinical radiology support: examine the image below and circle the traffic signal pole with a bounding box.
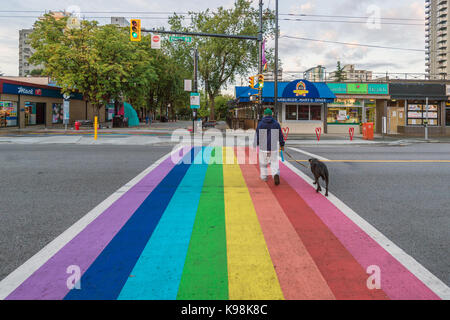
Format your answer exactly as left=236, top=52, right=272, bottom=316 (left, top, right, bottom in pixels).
left=258, top=0, right=263, bottom=120
left=193, top=49, right=199, bottom=134
left=274, top=0, right=279, bottom=120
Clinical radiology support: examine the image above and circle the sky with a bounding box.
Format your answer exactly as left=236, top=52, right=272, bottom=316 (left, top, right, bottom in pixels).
left=0, top=0, right=426, bottom=90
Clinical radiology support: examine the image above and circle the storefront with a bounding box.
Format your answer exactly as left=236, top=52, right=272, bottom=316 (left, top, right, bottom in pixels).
left=234, top=79, right=336, bottom=133
left=326, top=83, right=389, bottom=134
left=0, top=79, right=98, bottom=128
left=388, top=83, right=448, bottom=136
left=446, top=103, right=450, bottom=127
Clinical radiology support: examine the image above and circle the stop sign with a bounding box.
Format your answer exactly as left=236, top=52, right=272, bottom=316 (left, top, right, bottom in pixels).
left=151, top=34, right=161, bottom=49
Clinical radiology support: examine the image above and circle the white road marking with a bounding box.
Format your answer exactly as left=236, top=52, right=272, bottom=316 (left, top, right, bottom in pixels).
left=284, top=160, right=450, bottom=300
left=287, top=147, right=330, bottom=161
left=0, top=147, right=181, bottom=300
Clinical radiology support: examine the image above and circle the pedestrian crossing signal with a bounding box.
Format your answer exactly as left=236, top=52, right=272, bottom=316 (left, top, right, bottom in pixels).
left=130, top=19, right=141, bottom=42
left=249, top=76, right=255, bottom=89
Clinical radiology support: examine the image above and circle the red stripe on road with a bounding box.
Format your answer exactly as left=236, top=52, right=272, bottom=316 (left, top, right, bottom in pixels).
left=237, top=149, right=335, bottom=300
left=268, top=173, right=389, bottom=300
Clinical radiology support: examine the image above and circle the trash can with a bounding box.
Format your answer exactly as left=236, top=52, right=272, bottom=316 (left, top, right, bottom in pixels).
left=362, top=123, right=374, bottom=140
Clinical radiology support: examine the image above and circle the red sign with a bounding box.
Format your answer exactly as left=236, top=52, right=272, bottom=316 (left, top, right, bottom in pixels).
left=282, top=127, right=290, bottom=141
left=349, top=127, right=355, bottom=141
left=153, top=35, right=160, bottom=42
left=35, top=89, right=42, bottom=96
left=315, top=127, right=322, bottom=142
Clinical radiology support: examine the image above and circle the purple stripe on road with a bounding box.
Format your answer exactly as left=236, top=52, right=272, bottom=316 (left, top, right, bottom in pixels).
left=7, top=148, right=188, bottom=300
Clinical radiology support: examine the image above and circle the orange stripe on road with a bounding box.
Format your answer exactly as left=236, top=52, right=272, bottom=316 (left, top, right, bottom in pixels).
left=237, top=147, right=335, bottom=300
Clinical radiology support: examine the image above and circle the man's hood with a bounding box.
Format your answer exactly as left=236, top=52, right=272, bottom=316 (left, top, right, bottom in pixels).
left=262, top=116, right=274, bottom=123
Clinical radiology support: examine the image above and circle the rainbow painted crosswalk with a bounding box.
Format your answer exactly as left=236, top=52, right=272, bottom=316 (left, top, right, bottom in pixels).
left=0, top=147, right=446, bottom=300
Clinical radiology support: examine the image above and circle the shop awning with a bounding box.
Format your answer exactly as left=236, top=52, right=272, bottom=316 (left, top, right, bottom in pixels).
left=235, top=79, right=336, bottom=103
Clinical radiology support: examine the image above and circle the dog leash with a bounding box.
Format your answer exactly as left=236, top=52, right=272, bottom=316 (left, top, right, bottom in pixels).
left=282, top=149, right=309, bottom=169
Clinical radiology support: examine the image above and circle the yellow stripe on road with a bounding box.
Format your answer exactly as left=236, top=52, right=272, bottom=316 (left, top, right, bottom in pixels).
left=222, top=147, right=284, bottom=300
left=288, top=160, right=450, bottom=163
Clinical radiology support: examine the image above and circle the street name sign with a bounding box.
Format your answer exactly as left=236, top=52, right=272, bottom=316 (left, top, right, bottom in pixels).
left=169, top=36, right=192, bottom=43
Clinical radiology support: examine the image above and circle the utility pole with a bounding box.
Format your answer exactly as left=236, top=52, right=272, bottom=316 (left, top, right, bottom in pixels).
left=193, top=48, right=199, bottom=134
left=258, top=0, right=263, bottom=121
left=274, top=0, right=279, bottom=120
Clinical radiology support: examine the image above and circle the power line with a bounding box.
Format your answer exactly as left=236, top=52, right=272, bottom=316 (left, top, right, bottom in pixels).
left=280, top=13, right=423, bottom=21
left=281, top=35, right=428, bottom=52
left=279, top=18, right=424, bottom=26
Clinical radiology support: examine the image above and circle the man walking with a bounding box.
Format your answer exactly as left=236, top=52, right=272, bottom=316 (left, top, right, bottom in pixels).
left=256, top=108, right=285, bottom=185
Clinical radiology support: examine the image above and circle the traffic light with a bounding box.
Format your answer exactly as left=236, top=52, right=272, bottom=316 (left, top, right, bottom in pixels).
left=258, top=74, right=265, bottom=88
left=130, top=19, right=141, bottom=42
left=249, top=76, right=255, bottom=89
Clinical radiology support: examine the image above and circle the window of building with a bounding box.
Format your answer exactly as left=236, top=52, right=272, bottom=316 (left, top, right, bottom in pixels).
left=298, top=105, right=309, bottom=120
left=52, top=103, right=63, bottom=124
left=0, top=101, right=18, bottom=127
left=407, top=103, right=439, bottom=126
left=446, top=107, right=450, bottom=126
left=286, top=105, right=297, bottom=120
left=285, top=105, right=322, bottom=121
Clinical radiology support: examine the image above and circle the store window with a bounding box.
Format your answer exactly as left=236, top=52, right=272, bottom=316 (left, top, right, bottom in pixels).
left=298, top=105, right=309, bottom=120
left=365, top=101, right=376, bottom=124
left=407, top=103, right=439, bottom=126
left=285, top=105, right=322, bottom=121
left=327, top=99, right=362, bottom=124
left=446, top=107, right=450, bottom=126
left=0, top=101, right=18, bottom=127
left=286, top=105, right=297, bottom=120
left=310, top=105, right=322, bottom=120
left=25, top=102, right=37, bottom=125
left=52, top=103, right=63, bottom=124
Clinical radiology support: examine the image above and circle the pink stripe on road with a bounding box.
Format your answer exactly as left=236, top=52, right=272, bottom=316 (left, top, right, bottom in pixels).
left=280, top=163, right=441, bottom=300
left=6, top=149, right=185, bottom=300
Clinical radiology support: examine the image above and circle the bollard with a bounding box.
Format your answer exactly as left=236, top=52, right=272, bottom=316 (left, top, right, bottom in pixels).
left=315, top=127, right=322, bottom=142
left=349, top=127, right=355, bottom=141
left=94, top=116, right=98, bottom=140
left=282, top=127, right=290, bottom=141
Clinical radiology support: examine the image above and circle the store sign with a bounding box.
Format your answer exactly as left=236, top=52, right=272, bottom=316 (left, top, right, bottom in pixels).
left=1, top=82, right=83, bottom=100
left=282, top=79, right=335, bottom=103
left=368, top=84, right=389, bottom=95
left=347, top=83, right=368, bottom=94
left=327, top=83, right=347, bottom=94
left=327, top=83, right=388, bottom=95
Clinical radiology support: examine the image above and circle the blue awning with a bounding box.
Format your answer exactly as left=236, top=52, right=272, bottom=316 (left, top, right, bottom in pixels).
left=235, top=79, right=335, bottom=103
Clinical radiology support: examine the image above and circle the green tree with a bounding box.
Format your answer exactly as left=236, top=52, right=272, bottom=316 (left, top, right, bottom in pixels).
left=168, top=0, right=275, bottom=121
left=28, top=14, right=157, bottom=117
left=334, top=61, right=347, bottom=82
left=29, top=69, right=43, bottom=76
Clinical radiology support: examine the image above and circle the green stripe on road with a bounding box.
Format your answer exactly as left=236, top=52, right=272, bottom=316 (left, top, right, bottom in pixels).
left=177, top=147, right=228, bottom=300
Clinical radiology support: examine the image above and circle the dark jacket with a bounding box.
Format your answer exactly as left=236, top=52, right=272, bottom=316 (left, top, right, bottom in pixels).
left=256, top=116, right=285, bottom=151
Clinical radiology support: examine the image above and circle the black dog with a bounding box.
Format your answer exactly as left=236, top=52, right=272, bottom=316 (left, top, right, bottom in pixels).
left=308, top=158, right=329, bottom=197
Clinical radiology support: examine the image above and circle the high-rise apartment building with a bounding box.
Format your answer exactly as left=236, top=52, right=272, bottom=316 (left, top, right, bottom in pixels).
left=425, top=0, right=450, bottom=79
left=18, top=29, right=43, bottom=76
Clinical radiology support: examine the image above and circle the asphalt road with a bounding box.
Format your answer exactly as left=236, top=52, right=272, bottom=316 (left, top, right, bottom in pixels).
left=287, top=143, right=450, bottom=286
left=0, top=144, right=173, bottom=282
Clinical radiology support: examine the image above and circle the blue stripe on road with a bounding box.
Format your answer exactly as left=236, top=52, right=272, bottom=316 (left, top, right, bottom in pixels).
left=64, top=147, right=198, bottom=300
left=117, top=147, right=212, bottom=300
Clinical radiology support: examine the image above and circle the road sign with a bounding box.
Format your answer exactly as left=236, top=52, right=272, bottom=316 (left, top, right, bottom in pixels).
left=190, top=92, right=200, bottom=109
left=63, top=99, right=70, bottom=125
left=151, top=34, right=161, bottom=49
left=184, top=79, right=192, bottom=92
left=169, top=36, right=192, bottom=43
